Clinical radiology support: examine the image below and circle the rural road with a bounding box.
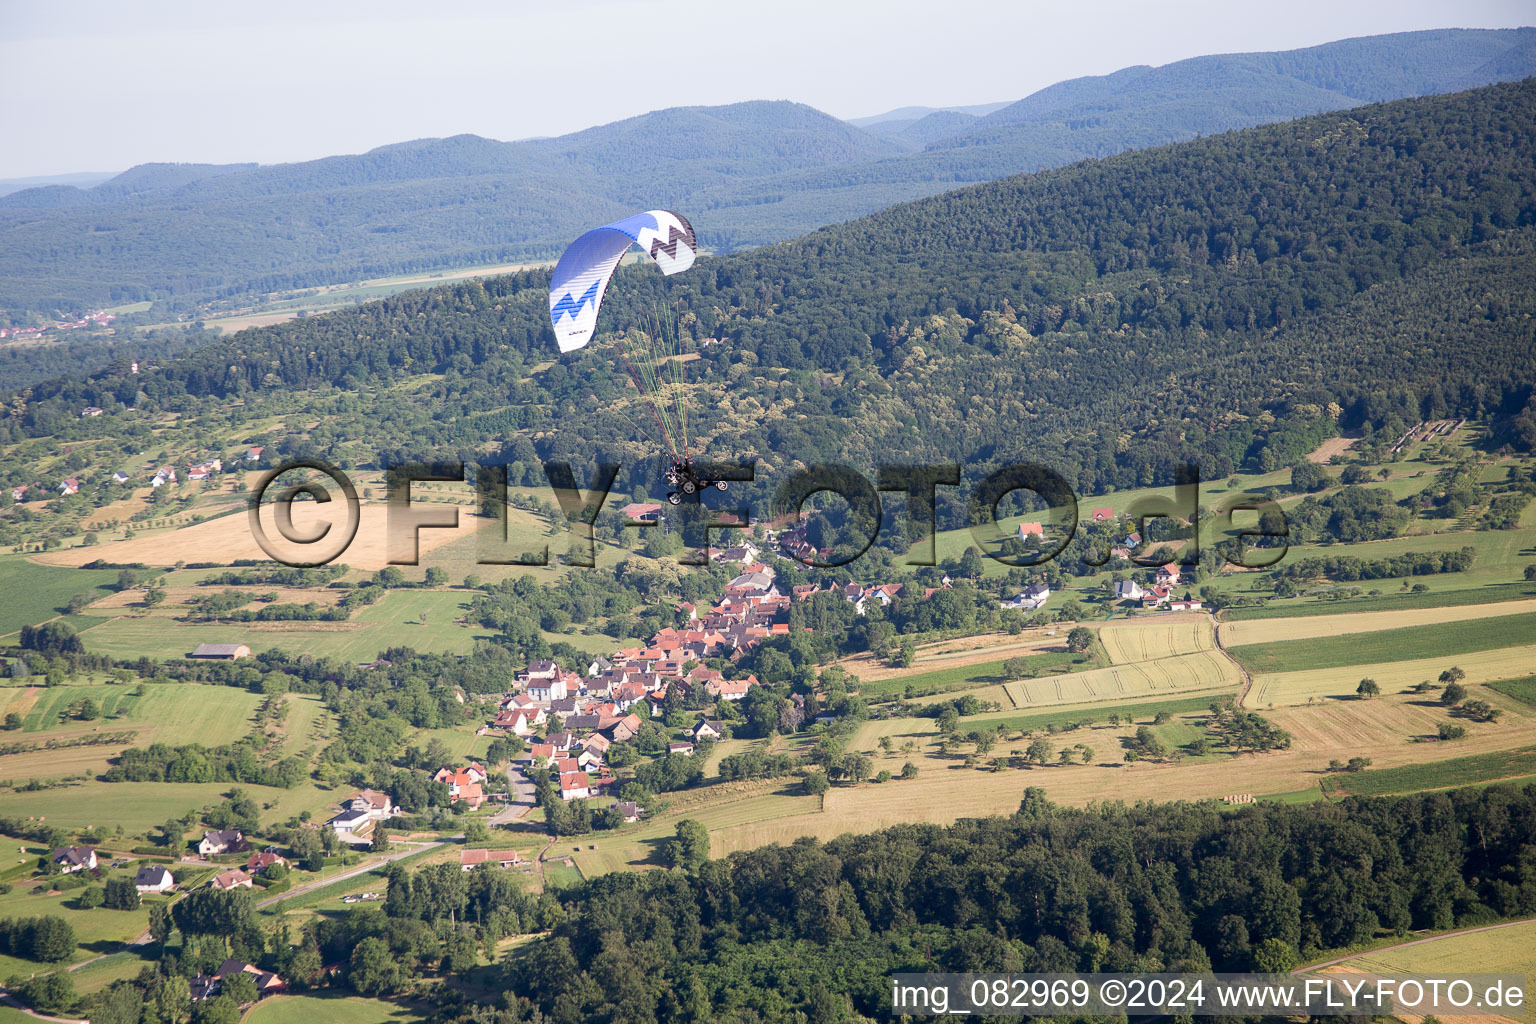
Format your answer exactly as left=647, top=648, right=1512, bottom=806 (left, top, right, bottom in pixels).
left=489, top=764, right=537, bottom=825
left=0, top=989, right=87, bottom=1023
left=1296, top=915, right=1536, bottom=973
left=1210, top=610, right=1255, bottom=707
left=254, top=839, right=443, bottom=909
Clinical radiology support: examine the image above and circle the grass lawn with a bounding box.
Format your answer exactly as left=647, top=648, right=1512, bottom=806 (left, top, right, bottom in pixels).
left=858, top=649, right=1096, bottom=701
left=67, top=949, right=154, bottom=995
left=0, top=682, right=265, bottom=783
left=276, top=693, right=333, bottom=760
left=964, top=693, right=1225, bottom=734
left=1489, top=675, right=1536, bottom=708
left=0, top=867, right=153, bottom=968
left=0, top=780, right=343, bottom=834
left=539, top=859, right=584, bottom=889
left=1230, top=611, right=1536, bottom=674
left=0, top=554, right=121, bottom=640
left=246, top=992, right=426, bottom=1024
left=73, top=587, right=500, bottom=663
left=1321, top=746, right=1536, bottom=797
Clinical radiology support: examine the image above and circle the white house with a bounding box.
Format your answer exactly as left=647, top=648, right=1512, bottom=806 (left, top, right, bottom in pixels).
left=1114, top=580, right=1144, bottom=601
left=135, top=864, right=176, bottom=893
left=198, top=829, right=243, bottom=856
left=52, top=846, right=97, bottom=873
left=528, top=676, right=568, bottom=702
left=1003, top=583, right=1051, bottom=610
left=327, top=807, right=375, bottom=846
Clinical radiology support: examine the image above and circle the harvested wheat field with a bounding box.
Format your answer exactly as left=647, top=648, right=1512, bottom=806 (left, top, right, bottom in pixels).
left=1221, top=598, right=1536, bottom=647
left=1005, top=650, right=1237, bottom=706
left=37, top=503, right=480, bottom=571
left=1247, top=644, right=1536, bottom=707
left=1311, top=920, right=1536, bottom=1024
left=1267, top=690, right=1536, bottom=761
left=1099, top=613, right=1214, bottom=663
left=1317, top=964, right=1531, bottom=1024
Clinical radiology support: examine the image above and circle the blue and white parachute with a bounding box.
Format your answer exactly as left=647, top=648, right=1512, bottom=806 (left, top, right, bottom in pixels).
left=548, top=210, right=697, bottom=353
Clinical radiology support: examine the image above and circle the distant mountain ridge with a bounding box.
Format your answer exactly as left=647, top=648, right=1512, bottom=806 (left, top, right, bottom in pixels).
left=1, top=27, right=1531, bottom=315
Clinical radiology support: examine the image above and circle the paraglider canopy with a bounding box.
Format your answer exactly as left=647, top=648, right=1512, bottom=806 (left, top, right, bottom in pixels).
left=548, top=210, right=697, bottom=353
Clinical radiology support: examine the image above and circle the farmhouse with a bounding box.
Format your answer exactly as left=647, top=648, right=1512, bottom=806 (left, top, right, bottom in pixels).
left=708, top=677, right=753, bottom=701
left=615, top=801, right=642, bottom=822
left=692, top=719, right=724, bottom=741
left=210, top=868, right=253, bottom=891
left=198, top=829, right=244, bottom=856
left=1091, top=507, right=1115, bottom=522
left=52, top=845, right=97, bottom=873
left=134, top=864, right=175, bottom=893
left=620, top=502, right=663, bottom=522
left=1155, top=563, right=1182, bottom=586
left=1114, top=580, right=1144, bottom=601
left=347, top=788, right=397, bottom=820
left=559, top=771, right=591, bottom=800
left=1018, top=522, right=1043, bottom=538
left=246, top=851, right=286, bottom=873
left=190, top=643, right=251, bottom=660
left=459, top=849, right=526, bottom=870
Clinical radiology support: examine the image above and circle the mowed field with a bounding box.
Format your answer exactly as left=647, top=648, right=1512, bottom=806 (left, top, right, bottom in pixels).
left=1219, top=598, right=1536, bottom=647
left=1004, top=650, right=1236, bottom=705
left=35, top=501, right=482, bottom=572
left=1247, top=644, right=1536, bottom=706
left=0, top=682, right=263, bottom=781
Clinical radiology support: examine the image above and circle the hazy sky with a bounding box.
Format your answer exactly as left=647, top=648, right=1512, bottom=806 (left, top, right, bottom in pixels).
left=1, top=0, right=1531, bottom=179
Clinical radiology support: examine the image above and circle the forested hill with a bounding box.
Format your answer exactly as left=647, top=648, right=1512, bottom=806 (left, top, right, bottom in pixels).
left=473, top=786, right=1536, bottom=1023
left=9, top=80, right=1536, bottom=507
left=1, top=28, right=1532, bottom=316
